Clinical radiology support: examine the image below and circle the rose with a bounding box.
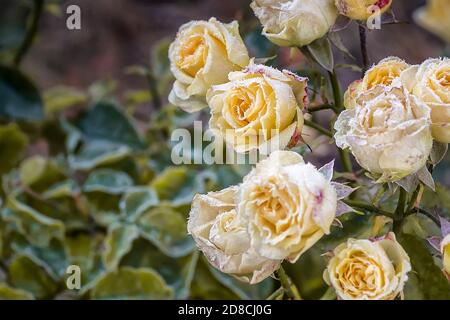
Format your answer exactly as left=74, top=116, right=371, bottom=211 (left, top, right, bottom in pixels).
left=414, top=0, right=450, bottom=43
left=344, top=57, right=410, bottom=109
left=238, top=151, right=337, bottom=263
left=442, top=235, right=450, bottom=279
left=168, top=18, right=250, bottom=112
left=250, top=0, right=338, bottom=47
left=324, top=233, right=411, bottom=300
left=187, top=186, right=280, bottom=284
left=400, top=58, right=450, bottom=143
left=335, top=85, right=433, bottom=182
left=335, top=0, right=393, bottom=21
left=207, top=62, right=307, bottom=154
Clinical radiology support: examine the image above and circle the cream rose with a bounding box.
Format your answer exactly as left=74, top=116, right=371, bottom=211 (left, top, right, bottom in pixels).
left=442, top=234, right=450, bottom=279
left=250, top=0, right=338, bottom=47
left=400, top=58, right=450, bottom=143
left=238, top=151, right=337, bottom=263
left=335, top=86, right=433, bottom=182
left=324, top=233, right=411, bottom=300
left=187, top=186, right=280, bottom=284
left=414, top=0, right=450, bottom=43
left=335, top=0, right=393, bottom=21
left=168, top=18, right=250, bottom=112
left=207, top=62, right=307, bottom=154
left=344, top=57, right=410, bottom=109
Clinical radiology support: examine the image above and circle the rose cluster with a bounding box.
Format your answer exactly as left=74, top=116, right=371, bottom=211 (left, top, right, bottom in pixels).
left=335, top=57, right=450, bottom=183
left=165, top=0, right=443, bottom=301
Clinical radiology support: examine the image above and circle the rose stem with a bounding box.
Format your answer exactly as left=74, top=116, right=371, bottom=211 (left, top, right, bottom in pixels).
left=145, top=65, right=162, bottom=110
left=14, top=0, right=44, bottom=67
left=328, top=70, right=353, bottom=172
left=276, top=266, right=302, bottom=300
left=393, top=187, right=407, bottom=232
left=304, top=119, right=333, bottom=138
left=358, top=24, right=369, bottom=76
left=266, top=287, right=284, bottom=300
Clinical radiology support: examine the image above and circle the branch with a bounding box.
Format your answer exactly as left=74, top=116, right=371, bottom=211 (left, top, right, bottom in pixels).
left=14, top=0, right=44, bottom=66
left=304, top=119, right=333, bottom=138
left=358, top=24, right=369, bottom=75
left=276, top=266, right=302, bottom=300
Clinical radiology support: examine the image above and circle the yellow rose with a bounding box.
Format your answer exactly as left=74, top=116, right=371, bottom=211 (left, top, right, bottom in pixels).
left=335, top=0, right=393, bottom=20
left=400, top=58, right=450, bottom=143
left=335, top=86, right=433, bottom=182
left=324, top=233, right=411, bottom=300
left=188, top=186, right=280, bottom=284
left=239, top=151, right=337, bottom=263
left=169, top=18, right=250, bottom=112
left=208, top=62, right=307, bottom=154
left=344, top=57, right=410, bottom=109
left=414, top=0, right=450, bottom=43
left=442, top=234, right=450, bottom=279
left=250, top=0, right=338, bottom=47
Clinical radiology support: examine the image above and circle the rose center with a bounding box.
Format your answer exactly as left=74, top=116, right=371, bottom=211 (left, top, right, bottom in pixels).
left=177, top=34, right=208, bottom=77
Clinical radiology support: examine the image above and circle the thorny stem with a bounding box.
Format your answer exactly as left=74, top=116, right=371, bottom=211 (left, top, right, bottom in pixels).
left=358, top=24, right=369, bottom=75
left=14, top=0, right=44, bottom=66
left=393, top=187, right=407, bottom=232
left=304, top=119, right=333, bottom=138
left=406, top=184, right=422, bottom=214
left=276, top=266, right=302, bottom=300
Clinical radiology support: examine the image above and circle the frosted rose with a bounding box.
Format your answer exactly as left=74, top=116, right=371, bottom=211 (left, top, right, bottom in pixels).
left=414, top=0, right=450, bottom=43
left=239, top=151, right=337, bottom=263
left=401, top=58, right=450, bottom=143
left=250, top=0, right=338, bottom=47
left=344, top=57, right=410, bottom=109
left=335, top=86, right=432, bottom=182
left=207, top=62, right=307, bottom=154
left=324, top=233, right=411, bottom=300
left=335, top=0, right=393, bottom=21
left=187, top=186, right=280, bottom=284
left=169, top=18, right=249, bottom=112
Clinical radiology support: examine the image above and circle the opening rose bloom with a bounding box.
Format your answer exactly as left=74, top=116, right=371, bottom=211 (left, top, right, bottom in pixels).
left=324, top=233, right=411, bottom=300
left=208, top=62, right=307, bottom=154
left=187, top=186, right=280, bottom=284
left=401, top=58, right=450, bottom=143
left=168, top=18, right=250, bottom=112
left=335, top=0, right=393, bottom=21
left=335, top=86, right=433, bottom=183
left=250, top=0, right=338, bottom=47
left=239, top=151, right=337, bottom=263
left=344, top=57, right=410, bottom=109
left=414, top=0, right=450, bottom=43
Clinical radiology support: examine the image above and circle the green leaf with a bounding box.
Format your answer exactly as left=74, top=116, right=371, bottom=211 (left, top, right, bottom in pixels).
left=76, top=101, right=143, bottom=150
left=90, top=267, right=174, bottom=300
left=69, top=141, right=131, bottom=170
left=120, top=187, right=159, bottom=221
left=83, top=169, right=133, bottom=194
left=328, top=32, right=355, bottom=60
left=3, top=196, right=65, bottom=247
left=305, top=37, right=334, bottom=72
left=10, top=236, right=67, bottom=280
left=121, top=239, right=199, bottom=299
left=19, top=155, right=64, bottom=191
left=0, top=123, right=28, bottom=175
left=190, top=259, right=239, bottom=300
left=151, top=167, right=208, bottom=206
left=399, top=233, right=450, bottom=300
left=0, top=283, right=34, bottom=300
left=9, top=255, right=58, bottom=299
left=0, top=65, right=43, bottom=120
left=43, top=86, right=87, bottom=114
left=42, top=180, right=78, bottom=199
left=103, top=224, right=139, bottom=270
left=137, top=205, right=195, bottom=258
left=206, top=261, right=274, bottom=300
